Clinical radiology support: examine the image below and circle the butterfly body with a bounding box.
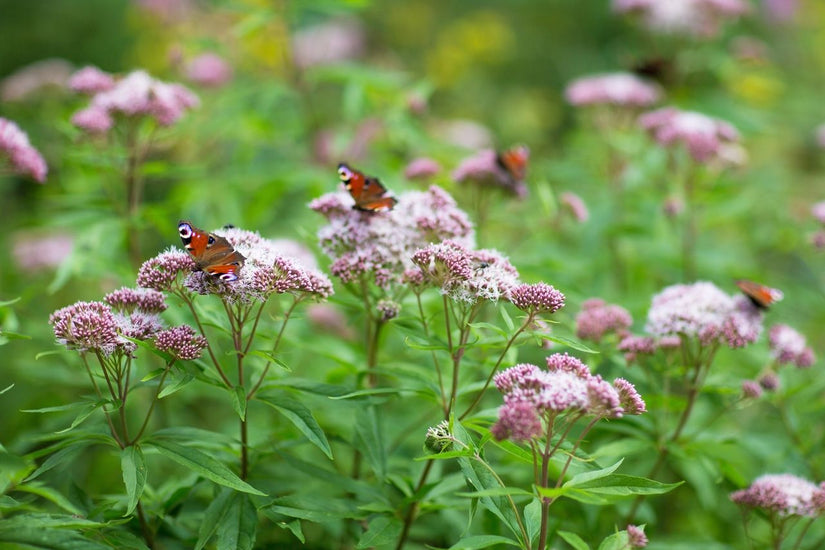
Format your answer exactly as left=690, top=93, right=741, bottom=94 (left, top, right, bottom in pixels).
left=338, top=163, right=398, bottom=212
left=735, top=279, right=783, bottom=309
left=495, top=145, right=529, bottom=185
left=178, top=221, right=245, bottom=282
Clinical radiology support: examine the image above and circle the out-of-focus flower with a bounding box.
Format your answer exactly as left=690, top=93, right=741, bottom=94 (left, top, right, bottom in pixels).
left=134, top=0, right=195, bottom=23
left=68, top=66, right=115, bottom=94
left=452, top=147, right=528, bottom=198
left=376, top=299, right=400, bottom=321
left=769, top=324, right=815, bottom=368
left=560, top=192, right=589, bottom=222
left=406, top=93, right=428, bottom=115
left=612, top=0, right=749, bottom=38
left=185, top=53, right=232, bottom=88
left=181, top=226, right=333, bottom=303
left=576, top=298, right=632, bottom=342
left=663, top=196, right=685, bottom=218
left=640, top=107, right=741, bottom=164
left=564, top=72, right=661, bottom=108
left=12, top=231, right=72, bottom=271
left=411, top=240, right=519, bottom=304
left=432, top=119, right=493, bottom=150
left=311, top=185, right=475, bottom=289
left=626, top=524, right=649, bottom=548
left=509, top=283, right=565, bottom=315
left=291, top=18, right=365, bottom=69
left=154, top=325, right=207, bottom=361
left=0, top=118, right=48, bottom=182
left=645, top=281, right=763, bottom=348
left=811, top=201, right=825, bottom=225
left=618, top=335, right=657, bottom=363
left=742, top=379, right=763, bottom=398
left=762, top=0, right=798, bottom=22
left=404, top=157, right=442, bottom=180
left=1, top=58, right=73, bottom=101
left=71, top=69, right=199, bottom=133
left=731, top=36, right=770, bottom=63
left=811, top=231, right=825, bottom=250
left=815, top=125, right=825, bottom=149
left=759, top=372, right=779, bottom=391
left=731, top=474, right=825, bottom=517
left=50, top=301, right=122, bottom=355
left=491, top=355, right=645, bottom=441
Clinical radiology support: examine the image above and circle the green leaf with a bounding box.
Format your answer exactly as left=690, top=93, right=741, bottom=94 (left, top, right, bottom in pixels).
left=0, top=384, right=12, bottom=395
left=328, top=388, right=404, bottom=400
left=557, top=530, right=590, bottom=550
left=0, top=298, right=21, bottom=307
left=232, top=386, right=247, bottom=421
left=262, top=495, right=360, bottom=522
left=275, top=519, right=304, bottom=543
left=1, top=449, right=34, bottom=493
left=0, top=516, right=110, bottom=550
left=456, top=487, right=533, bottom=499
left=247, top=350, right=291, bottom=372
left=415, top=449, right=475, bottom=461
left=196, top=488, right=233, bottom=550
left=403, top=336, right=449, bottom=351
left=158, top=372, right=195, bottom=398
left=0, top=331, right=29, bottom=340
left=55, top=400, right=110, bottom=434
left=524, top=498, right=541, bottom=546
left=13, top=483, right=84, bottom=515
left=353, top=405, right=386, bottom=479
left=257, top=393, right=332, bottom=459
left=146, top=438, right=266, bottom=496
left=500, top=306, right=515, bottom=332
left=447, top=535, right=521, bottom=549
left=542, top=335, right=597, bottom=354
left=35, top=350, right=63, bottom=360
left=216, top=493, right=257, bottom=550
left=467, top=322, right=508, bottom=338
left=565, top=474, right=682, bottom=495
left=564, top=459, right=624, bottom=487
left=596, top=532, right=629, bottom=550
left=25, top=443, right=86, bottom=482
left=356, top=515, right=402, bottom=548
left=121, top=446, right=147, bottom=516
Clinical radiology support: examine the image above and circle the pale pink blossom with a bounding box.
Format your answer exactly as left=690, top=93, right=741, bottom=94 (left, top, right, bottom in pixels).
left=815, top=125, right=825, bottom=149
left=135, top=0, right=195, bottom=23
left=613, top=0, right=749, bottom=37
left=291, top=18, right=365, bottom=69
left=12, top=231, right=72, bottom=271
left=576, top=298, right=632, bottom=342
left=731, top=474, right=825, bottom=517
left=452, top=147, right=528, bottom=198
left=71, top=106, right=113, bottom=134
left=0, top=118, right=48, bottom=182
left=404, top=157, right=441, bottom=180
left=742, top=380, right=763, bottom=398
left=769, top=324, right=815, bottom=368
left=811, top=201, right=825, bottom=224
left=560, top=192, right=589, bottom=222
left=565, top=72, right=661, bottom=107
left=762, top=0, right=798, bottom=22
left=1, top=59, right=73, bottom=101
left=185, top=53, right=232, bottom=88
left=640, top=107, right=740, bottom=163
left=626, top=525, right=648, bottom=548
left=68, top=66, right=115, bottom=94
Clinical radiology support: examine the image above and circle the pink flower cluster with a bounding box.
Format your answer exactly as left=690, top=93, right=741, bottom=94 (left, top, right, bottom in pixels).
left=618, top=334, right=682, bottom=363
left=811, top=201, right=825, bottom=249
left=640, top=107, right=741, bottom=164
left=491, top=354, right=645, bottom=441
left=154, top=325, right=208, bottom=360
left=137, top=249, right=197, bottom=291
left=404, top=157, right=442, bottom=180
left=50, top=288, right=169, bottom=356
left=451, top=147, right=528, bottom=198
left=626, top=525, right=648, bottom=548
left=185, top=53, right=232, bottom=88
left=0, top=117, right=48, bottom=182
left=1, top=58, right=73, bottom=102
left=560, top=192, right=589, bottom=223
left=509, top=283, right=566, bottom=315
left=575, top=298, right=633, bottom=342
left=410, top=240, right=520, bottom=303
left=70, top=68, right=199, bottom=134
left=645, top=281, right=763, bottom=348
left=12, top=231, right=73, bottom=272
left=311, top=185, right=474, bottom=289
left=612, top=0, right=748, bottom=37
left=768, top=324, right=815, bottom=368
left=564, top=72, right=661, bottom=108
left=731, top=474, right=825, bottom=517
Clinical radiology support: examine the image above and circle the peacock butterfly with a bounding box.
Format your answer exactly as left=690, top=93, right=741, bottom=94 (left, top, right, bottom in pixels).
left=338, top=163, right=398, bottom=212
left=178, top=221, right=246, bottom=282
left=495, top=145, right=529, bottom=187
left=735, top=279, right=784, bottom=309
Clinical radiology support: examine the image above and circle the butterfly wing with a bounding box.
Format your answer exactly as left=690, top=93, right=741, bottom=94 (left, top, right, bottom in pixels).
left=338, top=163, right=397, bottom=212
left=735, top=279, right=783, bottom=309
left=178, top=221, right=246, bottom=282
left=495, top=145, right=529, bottom=184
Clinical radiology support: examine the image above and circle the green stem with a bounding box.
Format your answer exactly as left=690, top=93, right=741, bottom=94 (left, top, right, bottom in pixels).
left=131, top=361, right=174, bottom=444
left=177, top=291, right=231, bottom=387
left=247, top=299, right=299, bottom=400
left=81, top=354, right=124, bottom=448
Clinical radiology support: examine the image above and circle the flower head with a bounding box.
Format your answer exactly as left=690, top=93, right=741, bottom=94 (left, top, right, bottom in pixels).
left=613, top=0, right=748, bottom=37
left=425, top=420, right=454, bottom=452
left=72, top=69, right=199, bottom=133
left=618, top=335, right=657, bottom=363
left=614, top=378, right=647, bottom=414
left=576, top=298, right=633, bottom=342
left=105, top=287, right=167, bottom=314
left=69, top=66, right=115, bottom=94
left=1, top=59, right=73, bottom=102
left=742, top=380, right=763, bottom=398
left=509, top=283, right=565, bottom=315
left=404, top=157, right=442, bottom=180
left=560, top=192, right=590, bottom=223
left=565, top=72, right=661, bottom=108
left=452, top=146, right=529, bottom=198
left=639, top=107, right=740, bottom=164
left=291, top=18, right=365, bottom=69
left=759, top=373, right=780, bottom=391
left=731, top=474, right=825, bottom=517
left=50, top=301, right=122, bottom=355
left=154, top=325, right=207, bottom=361
left=0, top=117, right=48, bottom=182
left=12, top=231, right=72, bottom=272
left=645, top=281, right=763, bottom=348
left=185, top=53, right=232, bottom=88
left=769, top=324, right=815, bottom=368
left=812, top=201, right=825, bottom=225
left=312, top=185, right=474, bottom=289
left=137, top=248, right=196, bottom=291
left=626, top=524, right=648, bottom=548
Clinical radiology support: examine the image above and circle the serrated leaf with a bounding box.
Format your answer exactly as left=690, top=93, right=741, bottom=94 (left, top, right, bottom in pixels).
left=447, top=535, right=521, bottom=549
left=257, top=393, right=332, bottom=459
left=557, top=530, right=590, bottom=550
left=0, top=521, right=110, bottom=550
left=356, top=515, right=402, bottom=549
left=262, top=495, right=360, bottom=522
left=25, top=443, right=86, bottom=482
left=121, top=446, right=147, bottom=515
left=146, top=438, right=265, bottom=496
left=232, top=386, right=247, bottom=421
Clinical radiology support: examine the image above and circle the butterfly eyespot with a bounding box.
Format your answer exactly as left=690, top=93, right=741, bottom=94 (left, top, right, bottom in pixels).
left=178, top=224, right=193, bottom=239
left=219, top=273, right=238, bottom=282
left=207, top=236, right=215, bottom=246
